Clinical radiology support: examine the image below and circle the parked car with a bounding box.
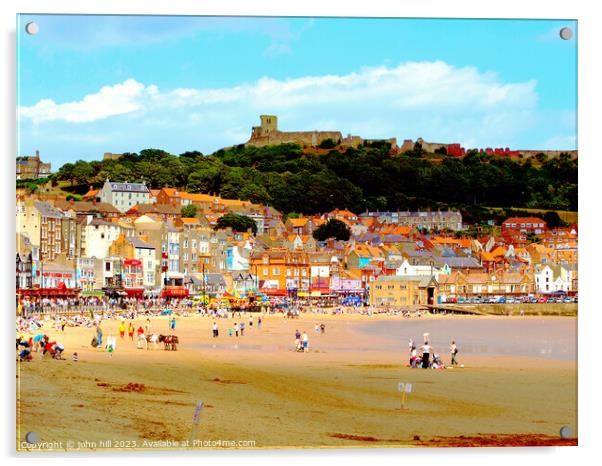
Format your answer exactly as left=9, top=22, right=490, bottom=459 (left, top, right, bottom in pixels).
left=537, top=297, right=547, bottom=303
left=457, top=297, right=466, bottom=304
left=498, top=296, right=507, bottom=304
left=563, top=297, right=573, bottom=303
left=546, top=297, right=555, bottom=303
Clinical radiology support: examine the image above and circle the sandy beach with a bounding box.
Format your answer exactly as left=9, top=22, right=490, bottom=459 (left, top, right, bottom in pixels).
left=16, top=313, right=577, bottom=450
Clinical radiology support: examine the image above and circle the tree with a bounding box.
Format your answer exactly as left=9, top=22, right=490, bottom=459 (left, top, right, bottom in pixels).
left=216, top=213, right=258, bottom=234
left=542, top=211, right=564, bottom=229
left=181, top=205, right=198, bottom=218
left=318, top=138, right=337, bottom=149
left=312, top=219, right=351, bottom=242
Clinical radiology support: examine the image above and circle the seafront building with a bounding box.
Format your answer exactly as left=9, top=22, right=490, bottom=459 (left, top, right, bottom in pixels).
left=15, top=183, right=577, bottom=304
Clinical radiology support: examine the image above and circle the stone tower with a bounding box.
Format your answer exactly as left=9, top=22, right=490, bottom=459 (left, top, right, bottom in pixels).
left=259, top=115, right=277, bottom=135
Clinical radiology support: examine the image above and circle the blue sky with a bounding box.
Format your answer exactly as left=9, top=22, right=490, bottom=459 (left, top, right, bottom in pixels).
left=17, top=15, right=577, bottom=167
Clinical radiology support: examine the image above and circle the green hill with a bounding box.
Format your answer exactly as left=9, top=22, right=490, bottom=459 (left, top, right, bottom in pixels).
left=49, top=143, right=577, bottom=222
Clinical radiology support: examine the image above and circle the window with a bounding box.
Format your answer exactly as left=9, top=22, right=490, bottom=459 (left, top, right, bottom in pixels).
left=105, top=262, right=111, bottom=272
left=273, top=268, right=280, bottom=276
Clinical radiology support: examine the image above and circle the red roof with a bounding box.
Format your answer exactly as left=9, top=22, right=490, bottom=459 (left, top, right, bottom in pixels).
left=503, top=217, right=545, bottom=224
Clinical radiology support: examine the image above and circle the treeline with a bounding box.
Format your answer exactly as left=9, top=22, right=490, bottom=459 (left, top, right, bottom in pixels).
left=52, top=143, right=577, bottom=219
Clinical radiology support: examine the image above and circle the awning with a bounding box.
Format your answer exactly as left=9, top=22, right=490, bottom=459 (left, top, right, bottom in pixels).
left=259, top=288, right=288, bottom=297
left=162, top=287, right=190, bottom=297
left=80, top=291, right=106, bottom=297
left=124, top=288, right=145, bottom=297
left=17, top=287, right=81, bottom=298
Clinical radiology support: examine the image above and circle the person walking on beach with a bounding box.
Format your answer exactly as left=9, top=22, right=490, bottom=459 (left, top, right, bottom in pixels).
left=320, top=323, right=325, bottom=334
left=249, top=315, right=253, bottom=327
left=450, top=341, right=459, bottom=366
left=212, top=322, right=219, bottom=338
left=128, top=322, right=134, bottom=341
left=234, top=322, right=239, bottom=337
left=145, top=318, right=151, bottom=335
left=119, top=321, right=126, bottom=339
left=240, top=322, right=245, bottom=336
left=170, top=317, right=176, bottom=331
left=421, top=341, right=432, bottom=369
left=302, top=331, right=309, bottom=352
left=96, top=324, right=103, bottom=347
left=258, top=315, right=262, bottom=329
left=294, top=329, right=301, bottom=351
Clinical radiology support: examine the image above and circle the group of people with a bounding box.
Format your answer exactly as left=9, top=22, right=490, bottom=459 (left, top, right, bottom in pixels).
left=212, top=314, right=263, bottom=338
left=16, top=334, right=64, bottom=361
left=408, top=335, right=460, bottom=369
left=294, top=329, right=310, bottom=352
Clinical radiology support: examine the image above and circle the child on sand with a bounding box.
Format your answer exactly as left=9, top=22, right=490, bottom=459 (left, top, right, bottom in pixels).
left=119, top=321, right=126, bottom=339
left=410, top=345, right=417, bottom=368
left=128, top=322, right=135, bottom=341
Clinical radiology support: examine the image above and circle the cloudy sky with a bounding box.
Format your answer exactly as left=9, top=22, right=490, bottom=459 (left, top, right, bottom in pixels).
left=17, top=15, right=577, bottom=166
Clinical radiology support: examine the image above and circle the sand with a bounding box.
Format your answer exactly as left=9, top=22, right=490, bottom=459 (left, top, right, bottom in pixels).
left=16, top=313, right=577, bottom=451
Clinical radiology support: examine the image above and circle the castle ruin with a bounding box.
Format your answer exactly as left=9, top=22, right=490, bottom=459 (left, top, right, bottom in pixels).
left=247, top=115, right=397, bottom=150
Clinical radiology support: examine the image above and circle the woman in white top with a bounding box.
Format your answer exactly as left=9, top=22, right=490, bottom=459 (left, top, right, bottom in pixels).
left=421, top=342, right=432, bottom=369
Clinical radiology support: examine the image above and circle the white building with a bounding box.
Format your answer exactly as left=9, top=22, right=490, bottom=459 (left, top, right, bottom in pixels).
left=396, top=258, right=441, bottom=280
left=98, top=179, right=152, bottom=213
left=534, top=264, right=573, bottom=293
left=76, top=257, right=96, bottom=291
left=84, top=217, right=121, bottom=259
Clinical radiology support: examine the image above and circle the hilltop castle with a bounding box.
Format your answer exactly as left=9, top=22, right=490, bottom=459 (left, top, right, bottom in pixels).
left=246, top=115, right=398, bottom=150
left=245, top=115, right=576, bottom=160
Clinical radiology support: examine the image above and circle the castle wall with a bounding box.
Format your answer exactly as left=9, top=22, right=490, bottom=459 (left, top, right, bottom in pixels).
left=247, top=130, right=343, bottom=147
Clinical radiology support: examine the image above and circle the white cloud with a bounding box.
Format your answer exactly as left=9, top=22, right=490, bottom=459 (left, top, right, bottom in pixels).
left=19, top=79, right=156, bottom=124
left=19, top=61, right=547, bottom=155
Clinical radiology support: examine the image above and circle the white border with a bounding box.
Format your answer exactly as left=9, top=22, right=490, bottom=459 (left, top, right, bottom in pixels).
left=2, top=0, right=600, bottom=465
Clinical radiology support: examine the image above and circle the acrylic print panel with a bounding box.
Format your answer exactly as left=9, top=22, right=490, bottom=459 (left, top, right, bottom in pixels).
left=16, top=14, right=577, bottom=451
